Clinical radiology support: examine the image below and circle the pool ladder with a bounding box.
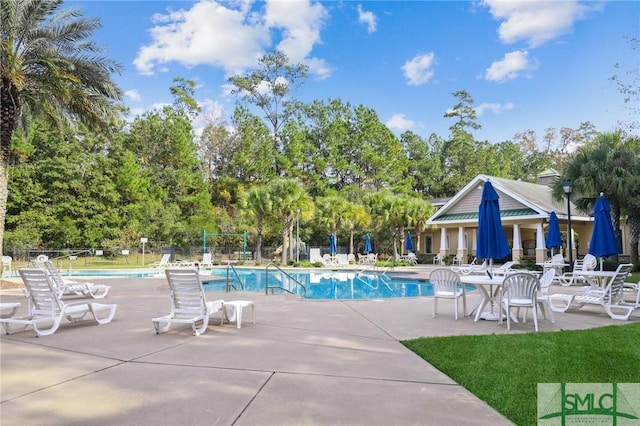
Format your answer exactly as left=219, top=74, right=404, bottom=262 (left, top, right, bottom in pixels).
left=225, top=263, right=244, bottom=291
left=265, top=263, right=307, bottom=297
left=356, top=262, right=394, bottom=289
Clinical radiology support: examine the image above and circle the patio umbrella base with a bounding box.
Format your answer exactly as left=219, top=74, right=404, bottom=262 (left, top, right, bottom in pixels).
left=478, top=311, right=504, bottom=321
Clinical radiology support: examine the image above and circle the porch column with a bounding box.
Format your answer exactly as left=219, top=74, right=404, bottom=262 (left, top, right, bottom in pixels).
left=471, top=229, right=477, bottom=257
left=512, top=224, right=522, bottom=262
left=440, top=227, right=448, bottom=255
left=535, top=222, right=546, bottom=264
left=457, top=226, right=466, bottom=260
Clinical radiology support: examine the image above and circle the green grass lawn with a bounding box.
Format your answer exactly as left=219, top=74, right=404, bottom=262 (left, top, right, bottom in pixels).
left=403, top=323, right=640, bottom=425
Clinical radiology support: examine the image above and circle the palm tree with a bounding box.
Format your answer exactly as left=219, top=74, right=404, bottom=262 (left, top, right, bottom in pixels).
left=315, top=194, right=350, bottom=250
left=554, top=132, right=639, bottom=257
left=0, top=0, right=123, bottom=258
left=342, top=202, right=371, bottom=255
left=268, top=178, right=313, bottom=264
left=241, top=186, right=273, bottom=264
left=406, top=197, right=436, bottom=254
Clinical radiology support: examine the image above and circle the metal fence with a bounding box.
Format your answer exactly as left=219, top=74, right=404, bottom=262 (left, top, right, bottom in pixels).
left=3, top=245, right=312, bottom=267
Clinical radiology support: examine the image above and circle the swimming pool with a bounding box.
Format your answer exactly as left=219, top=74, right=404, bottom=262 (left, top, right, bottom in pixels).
left=202, top=268, right=437, bottom=300
left=65, top=269, right=165, bottom=278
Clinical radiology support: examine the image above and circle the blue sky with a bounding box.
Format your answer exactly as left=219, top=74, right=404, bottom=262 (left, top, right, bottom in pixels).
left=71, top=0, right=639, bottom=143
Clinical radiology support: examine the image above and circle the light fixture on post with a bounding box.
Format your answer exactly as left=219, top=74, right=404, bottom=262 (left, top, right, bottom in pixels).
left=296, top=207, right=301, bottom=263
left=562, top=180, right=574, bottom=271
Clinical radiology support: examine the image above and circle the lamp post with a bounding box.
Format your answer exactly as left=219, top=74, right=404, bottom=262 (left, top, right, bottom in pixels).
left=562, top=180, right=574, bottom=271
left=296, top=207, right=300, bottom=262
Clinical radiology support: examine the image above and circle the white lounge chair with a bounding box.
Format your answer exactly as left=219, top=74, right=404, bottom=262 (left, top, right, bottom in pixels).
left=358, top=253, right=377, bottom=265
left=309, top=248, right=324, bottom=264
left=623, top=278, right=639, bottom=305
left=152, top=269, right=225, bottom=336
left=0, top=268, right=117, bottom=337
left=557, top=254, right=597, bottom=286
left=459, top=260, right=488, bottom=275
left=549, top=264, right=635, bottom=320
left=151, top=253, right=173, bottom=268
left=199, top=253, right=214, bottom=268
left=42, top=260, right=110, bottom=299
left=430, top=268, right=466, bottom=320
left=492, top=261, right=517, bottom=276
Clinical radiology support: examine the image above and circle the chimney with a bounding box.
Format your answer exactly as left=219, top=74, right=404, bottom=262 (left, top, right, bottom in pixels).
left=537, top=169, right=560, bottom=187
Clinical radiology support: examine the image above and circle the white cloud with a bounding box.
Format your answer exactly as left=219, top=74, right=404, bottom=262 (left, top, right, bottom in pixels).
left=482, top=0, right=599, bottom=48
left=134, top=0, right=330, bottom=78
left=264, top=0, right=328, bottom=65
left=303, top=57, right=335, bottom=80
left=386, top=114, right=414, bottom=131
left=402, top=52, right=436, bottom=86
left=485, top=50, right=538, bottom=82
left=357, top=4, right=377, bottom=34
left=124, top=89, right=141, bottom=101
left=475, top=102, right=515, bottom=116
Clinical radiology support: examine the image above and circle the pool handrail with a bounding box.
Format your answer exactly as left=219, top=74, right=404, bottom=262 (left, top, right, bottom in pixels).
left=226, top=263, right=245, bottom=291
left=265, top=263, right=307, bottom=297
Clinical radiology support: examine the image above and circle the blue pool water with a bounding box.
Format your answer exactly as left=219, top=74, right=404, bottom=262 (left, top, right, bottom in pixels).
left=202, top=268, right=437, bottom=300
left=66, top=269, right=164, bottom=278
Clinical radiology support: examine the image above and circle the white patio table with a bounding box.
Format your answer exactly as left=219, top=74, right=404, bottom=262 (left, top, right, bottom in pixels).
left=459, top=274, right=506, bottom=321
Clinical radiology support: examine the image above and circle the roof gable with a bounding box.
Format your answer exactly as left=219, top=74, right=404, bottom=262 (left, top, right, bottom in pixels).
left=427, top=174, right=589, bottom=225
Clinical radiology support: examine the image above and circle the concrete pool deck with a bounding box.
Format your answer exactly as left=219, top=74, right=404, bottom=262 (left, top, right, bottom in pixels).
left=1, top=265, right=637, bottom=425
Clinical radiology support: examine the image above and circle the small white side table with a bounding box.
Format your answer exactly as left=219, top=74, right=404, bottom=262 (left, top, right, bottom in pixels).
left=0, top=302, right=21, bottom=318
left=224, top=300, right=255, bottom=328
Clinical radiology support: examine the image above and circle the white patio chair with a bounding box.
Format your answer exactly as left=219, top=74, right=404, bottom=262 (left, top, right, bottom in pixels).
left=557, top=254, right=597, bottom=286
left=499, top=273, right=541, bottom=331
left=530, top=268, right=556, bottom=323
left=0, top=268, right=117, bottom=337
left=430, top=268, right=466, bottom=320
left=2, top=256, right=14, bottom=277
left=152, top=269, right=225, bottom=336
left=432, top=253, right=444, bottom=265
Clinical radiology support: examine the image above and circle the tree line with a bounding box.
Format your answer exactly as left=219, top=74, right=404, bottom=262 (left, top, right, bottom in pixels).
left=2, top=2, right=639, bottom=266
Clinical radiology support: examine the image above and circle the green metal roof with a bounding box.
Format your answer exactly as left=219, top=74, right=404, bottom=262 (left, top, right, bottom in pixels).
left=433, top=208, right=538, bottom=222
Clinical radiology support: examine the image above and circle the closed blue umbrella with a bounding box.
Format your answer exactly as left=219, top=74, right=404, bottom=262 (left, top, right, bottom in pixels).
left=546, top=211, right=562, bottom=255
left=588, top=194, right=618, bottom=268
left=364, top=234, right=372, bottom=254
left=329, top=233, right=337, bottom=255
left=476, top=180, right=510, bottom=272
left=405, top=232, right=414, bottom=252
